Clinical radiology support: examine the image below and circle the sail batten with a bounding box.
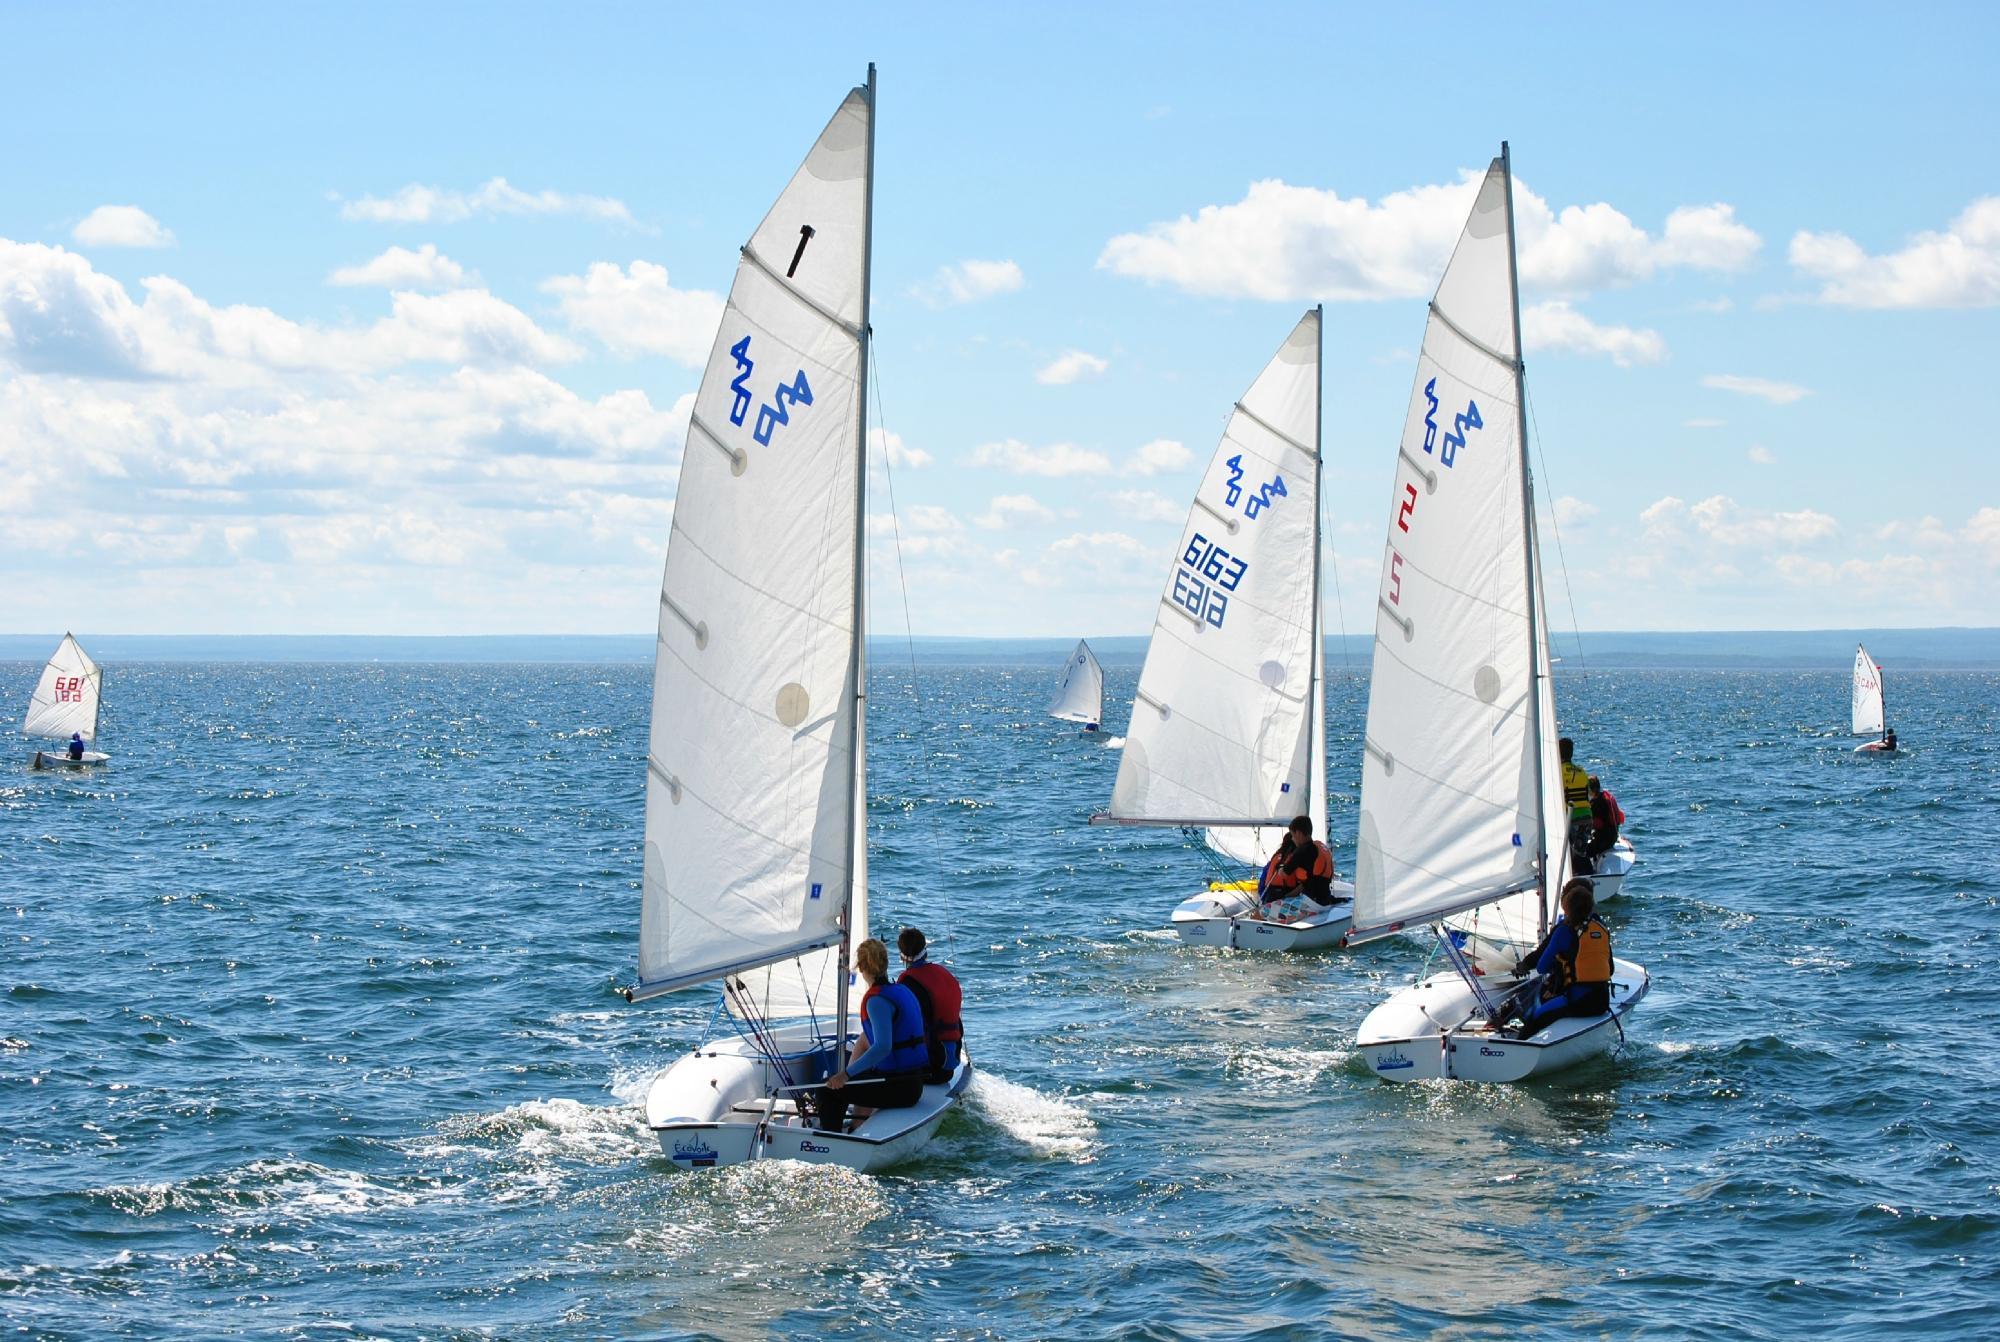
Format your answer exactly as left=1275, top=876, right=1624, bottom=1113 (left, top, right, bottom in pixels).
left=1108, top=311, right=1326, bottom=843
left=638, top=81, right=874, bottom=1012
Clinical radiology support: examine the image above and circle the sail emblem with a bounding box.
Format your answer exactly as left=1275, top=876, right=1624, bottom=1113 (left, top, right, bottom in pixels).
left=725, top=335, right=815, bottom=447
left=1222, top=454, right=1288, bottom=519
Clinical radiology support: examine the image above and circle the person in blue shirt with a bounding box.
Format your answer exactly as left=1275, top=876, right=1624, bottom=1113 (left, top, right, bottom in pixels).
left=813, top=937, right=930, bottom=1132
left=68, top=732, right=85, bottom=760
left=1488, top=880, right=1615, bottom=1039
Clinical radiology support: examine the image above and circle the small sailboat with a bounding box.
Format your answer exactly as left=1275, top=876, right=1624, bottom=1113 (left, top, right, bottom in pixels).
left=1047, top=639, right=1104, bottom=732
left=1094, top=310, right=1351, bottom=951
left=1349, top=147, right=1648, bottom=1082
left=24, top=634, right=109, bottom=769
left=623, top=67, right=970, bottom=1173
left=1852, top=643, right=1896, bottom=752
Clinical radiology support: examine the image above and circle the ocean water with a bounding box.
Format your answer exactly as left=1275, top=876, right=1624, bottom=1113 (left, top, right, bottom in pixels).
left=3, top=657, right=1997, bottom=1340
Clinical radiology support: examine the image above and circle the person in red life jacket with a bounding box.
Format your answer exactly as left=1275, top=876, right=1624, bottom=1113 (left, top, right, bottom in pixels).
left=1586, top=776, right=1622, bottom=865
left=813, top=938, right=930, bottom=1132
left=1489, top=880, right=1614, bottom=1039
left=896, top=927, right=965, bottom=1082
left=1255, top=815, right=1337, bottom=922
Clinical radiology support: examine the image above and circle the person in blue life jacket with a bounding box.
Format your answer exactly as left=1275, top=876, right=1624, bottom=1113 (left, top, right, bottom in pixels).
left=813, top=937, right=930, bottom=1132
left=68, top=732, right=85, bottom=761
left=1487, top=880, right=1614, bottom=1040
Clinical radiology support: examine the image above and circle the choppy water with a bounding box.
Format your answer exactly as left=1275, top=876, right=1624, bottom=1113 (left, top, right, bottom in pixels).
left=4, top=658, right=1998, bottom=1339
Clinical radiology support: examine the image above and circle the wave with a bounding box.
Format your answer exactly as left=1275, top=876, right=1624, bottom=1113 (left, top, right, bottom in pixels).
left=964, top=1072, right=1097, bottom=1160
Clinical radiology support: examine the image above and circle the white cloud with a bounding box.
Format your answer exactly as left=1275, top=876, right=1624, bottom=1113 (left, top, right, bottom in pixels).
left=1645, top=494, right=1838, bottom=547
left=1790, top=198, right=2000, bottom=308
left=339, top=177, right=637, bottom=227
left=1036, top=349, right=1109, bottom=385
left=539, top=261, right=723, bottom=366
left=1552, top=496, right=1599, bottom=527
left=913, top=258, right=1024, bottom=307
left=969, top=438, right=1112, bottom=477
left=903, top=504, right=963, bottom=533
left=72, top=205, right=175, bottom=249
left=1108, top=489, right=1184, bottom=523
left=871, top=427, right=931, bottom=469
left=974, top=494, right=1056, bottom=529
left=1521, top=300, right=1666, bottom=366
left=1748, top=444, right=1776, bottom=465
left=1701, top=374, right=1811, bottom=405
left=1097, top=174, right=1760, bottom=301
left=329, top=244, right=469, bottom=291
left=1683, top=418, right=1726, bottom=429
left=1126, top=438, right=1193, bottom=476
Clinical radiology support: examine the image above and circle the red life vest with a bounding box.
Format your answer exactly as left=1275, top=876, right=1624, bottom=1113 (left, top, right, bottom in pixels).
left=1602, top=789, right=1625, bottom=825
left=897, top=960, right=964, bottom=1045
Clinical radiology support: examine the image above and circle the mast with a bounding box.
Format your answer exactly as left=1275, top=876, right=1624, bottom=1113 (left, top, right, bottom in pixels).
left=1309, top=304, right=1324, bottom=831
left=835, top=62, right=877, bottom=1048
left=1499, top=142, right=1549, bottom=941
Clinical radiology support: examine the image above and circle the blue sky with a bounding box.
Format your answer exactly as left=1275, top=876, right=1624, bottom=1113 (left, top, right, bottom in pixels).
left=3, top=4, right=1996, bottom=636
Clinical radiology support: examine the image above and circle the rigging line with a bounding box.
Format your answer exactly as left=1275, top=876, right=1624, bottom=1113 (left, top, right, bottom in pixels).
left=1524, top=379, right=1588, bottom=678
left=1323, top=470, right=1351, bottom=672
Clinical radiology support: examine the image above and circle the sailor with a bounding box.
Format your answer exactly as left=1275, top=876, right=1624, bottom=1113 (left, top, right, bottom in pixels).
left=1882, top=728, right=1898, bottom=752
left=1256, top=815, right=1336, bottom=921
left=1560, top=738, right=1592, bottom=873
left=896, top=927, right=964, bottom=1081
left=1586, top=776, right=1622, bottom=865
left=1493, top=880, right=1613, bottom=1039
left=68, top=732, right=85, bottom=761
left=814, top=938, right=930, bottom=1132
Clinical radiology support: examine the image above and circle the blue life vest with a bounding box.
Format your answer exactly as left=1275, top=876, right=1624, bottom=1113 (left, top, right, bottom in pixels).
left=861, top=982, right=930, bottom=1075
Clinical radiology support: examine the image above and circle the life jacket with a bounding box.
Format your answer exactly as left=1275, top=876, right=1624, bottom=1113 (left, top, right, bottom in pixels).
left=1552, top=916, right=1612, bottom=990
left=1601, top=789, right=1625, bottom=826
left=1263, top=839, right=1333, bottom=897
left=859, top=982, right=930, bottom=1075
left=898, top=958, right=964, bottom=1078
left=1562, top=762, right=1591, bottom=818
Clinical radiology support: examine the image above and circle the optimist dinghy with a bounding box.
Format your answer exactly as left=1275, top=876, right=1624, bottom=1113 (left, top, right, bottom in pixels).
left=623, top=68, right=969, bottom=1173
left=1852, top=644, right=1896, bottom=752
left=1347, top=146, right=1649, bottom=1081
left=24, top=634, right=109, bottom=769
left=1093, top=310, right=1351, bottom=951
left=1048, top=639, right=1104, bottom=733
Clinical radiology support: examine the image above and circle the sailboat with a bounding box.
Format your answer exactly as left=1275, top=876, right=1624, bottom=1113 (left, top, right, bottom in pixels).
left=1852, top=643, right=1896, bottom=752
left=25, top=633, right=109, bottom=769
left=1047, top=639, right=1104, bottom=732
left=623, top=67, right=969, bottom=1172
left=1348, top=146, right=1649, bottom=1082
left=1094, top=310, right=1352, bottom=951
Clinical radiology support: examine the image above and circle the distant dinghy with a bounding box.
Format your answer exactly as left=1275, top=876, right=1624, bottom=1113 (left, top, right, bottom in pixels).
left=1348, top=147, right=1648, bottom=1082
left=1852, top=644, right=1896, bottom=752
left=25, top=633, right=109, bottom=769
left=1048, top=639, right=1104, bottom=732
left=623, top=68, right=970, bottom=1174
left=1093, top=310, right=1351, bottom=952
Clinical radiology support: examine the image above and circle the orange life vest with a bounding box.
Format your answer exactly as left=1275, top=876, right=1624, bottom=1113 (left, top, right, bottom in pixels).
left=1264, top=840, right=1334, bottom=894
left=1554, top=916, right=1612, bottom=989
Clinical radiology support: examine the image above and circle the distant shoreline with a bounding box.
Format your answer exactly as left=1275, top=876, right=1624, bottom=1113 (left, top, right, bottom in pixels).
left=3, top=629, right=1997, bottom=669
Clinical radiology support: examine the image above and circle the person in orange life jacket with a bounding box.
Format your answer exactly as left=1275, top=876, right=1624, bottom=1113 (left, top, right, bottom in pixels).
left=1490, top=880, right=1613, bottom=1039
left=896, top=927, right=964, bottom=1082
left=1560, top=737, right=1594, bottom=873
left=813, top=938, right=930, bottom=1132
left=1255, top=815, right=1336, bottom=921
left=1586, top=776, right=1622, bottom=863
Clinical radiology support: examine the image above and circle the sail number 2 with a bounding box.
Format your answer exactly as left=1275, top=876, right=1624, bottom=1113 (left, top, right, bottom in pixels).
left=1174, top=533, right=1249, bottom=629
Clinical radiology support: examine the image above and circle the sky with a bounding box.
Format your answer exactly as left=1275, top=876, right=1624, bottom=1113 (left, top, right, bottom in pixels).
left=2, top=3, right=1996, bottom=638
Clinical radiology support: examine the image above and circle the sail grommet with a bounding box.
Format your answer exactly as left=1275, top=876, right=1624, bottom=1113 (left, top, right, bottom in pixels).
left=775, top=682, right=811, bottom=728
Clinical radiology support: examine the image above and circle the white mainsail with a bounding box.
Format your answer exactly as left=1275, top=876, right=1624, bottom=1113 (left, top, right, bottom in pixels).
left=1349, top=155, right=1563, bottom=957
left=633, top=80, right=874, bottom=1014
left=1852, top=644, right=1885, bottom=736
left=24, top=633, right=103, bottom=743
left=1047, top=640, right=1104, bottom=726
left=1104, top=310, right=1326, bottom=861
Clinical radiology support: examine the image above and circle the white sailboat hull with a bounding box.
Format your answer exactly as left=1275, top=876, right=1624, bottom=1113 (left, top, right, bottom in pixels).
left=1356, top=956, right=1648, bottom=1083
left=30, top=750, right=109, bottom=770
left=1169, top=879, right=1354, bottom=950
left=645, top=1025, right=970, bottom=1173
left=1583, top=839, right=1636, bottom=899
